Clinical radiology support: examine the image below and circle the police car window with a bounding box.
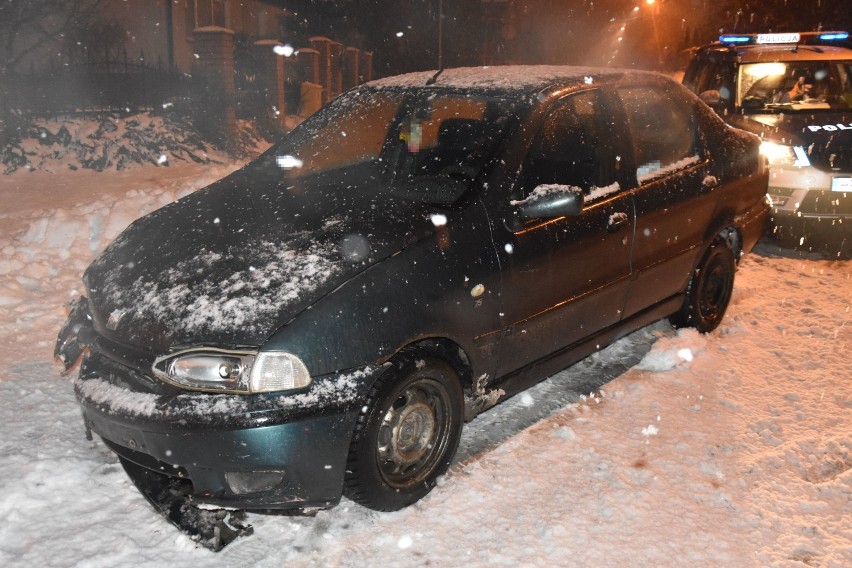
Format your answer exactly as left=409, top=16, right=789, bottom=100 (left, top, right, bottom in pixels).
left=521, top=90, right=615, bottom=199
left=617, top=86, right=698, bottom=183
left=738, top=61, right=852, bottom=110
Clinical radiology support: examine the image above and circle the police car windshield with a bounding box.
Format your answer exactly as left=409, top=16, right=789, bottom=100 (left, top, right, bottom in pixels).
left=738, top=60, right=852, bottom=111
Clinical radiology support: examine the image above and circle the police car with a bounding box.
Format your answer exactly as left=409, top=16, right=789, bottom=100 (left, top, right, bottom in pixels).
left=683, top=31, right=852, bottom=251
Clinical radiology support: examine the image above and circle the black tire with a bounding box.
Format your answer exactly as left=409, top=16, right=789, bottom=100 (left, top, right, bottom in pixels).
left=671, top=242, right=736, bottom=333
left=343, top=355, right=464, bottom=511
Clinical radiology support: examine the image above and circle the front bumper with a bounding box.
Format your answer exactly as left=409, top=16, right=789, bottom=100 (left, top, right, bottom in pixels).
left=766, top=166, right=852, bottom=252
left=77, top=383, right=360, bottom=510
left=58, top=299, right=373, bottom=510
left=767, top=166, right=852, bottom=222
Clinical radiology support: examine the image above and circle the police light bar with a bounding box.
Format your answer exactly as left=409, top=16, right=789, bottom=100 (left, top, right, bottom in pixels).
left=718, top=31, right=848, bottom=46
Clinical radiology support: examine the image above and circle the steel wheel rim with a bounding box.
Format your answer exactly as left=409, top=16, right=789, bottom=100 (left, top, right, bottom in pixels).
left=698, top=257, right=732, bottom=321
left=376, top=378, right=452, bottom=488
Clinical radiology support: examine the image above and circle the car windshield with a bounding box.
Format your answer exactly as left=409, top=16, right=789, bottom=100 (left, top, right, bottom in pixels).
left=269, top=87, right=522, bottom=204
left=737, top=59, right=852, bottom=111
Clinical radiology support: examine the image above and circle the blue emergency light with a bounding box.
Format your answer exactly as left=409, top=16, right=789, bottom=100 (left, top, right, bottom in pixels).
left=719, top=35, right=751, bottom=44
left=819, top=32, right=849, bottom=41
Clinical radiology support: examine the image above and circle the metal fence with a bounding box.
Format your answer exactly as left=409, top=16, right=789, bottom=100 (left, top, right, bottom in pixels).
left=1, top=58, right=191, bottom=118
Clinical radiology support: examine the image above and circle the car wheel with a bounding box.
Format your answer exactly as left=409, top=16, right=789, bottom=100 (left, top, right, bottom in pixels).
left=344, top=356, right=464, bottom=511
left=671, top=242, right=736, bottom=333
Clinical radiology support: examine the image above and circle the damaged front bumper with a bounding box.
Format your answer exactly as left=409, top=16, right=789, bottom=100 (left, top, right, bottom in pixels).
left=76, top=373, right=360, bottom=511
left=54, top=296, right=92, bottom=373
left=56, top=297, right=368, bottom=517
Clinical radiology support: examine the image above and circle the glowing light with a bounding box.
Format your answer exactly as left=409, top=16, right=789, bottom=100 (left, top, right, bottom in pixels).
left=273, top=44, right=295, bottom=57
left=743, top=62, right=786, bottom=78
left=276, top=155, right=303, bottom=169
left=719, top=35, right=751, bottom=44
left=396, top=31, right=404, bottom=38
left=430, top=213, right=448, bottom=227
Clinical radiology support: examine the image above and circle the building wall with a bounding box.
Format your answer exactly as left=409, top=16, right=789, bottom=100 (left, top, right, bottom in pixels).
left=102, top=0, right=284, bottom=73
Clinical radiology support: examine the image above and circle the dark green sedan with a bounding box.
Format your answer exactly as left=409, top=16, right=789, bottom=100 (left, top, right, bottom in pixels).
left=56, top=66, right=769, bottom=538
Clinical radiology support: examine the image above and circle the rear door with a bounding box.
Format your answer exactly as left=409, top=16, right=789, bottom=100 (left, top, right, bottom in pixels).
left=614, top=83, right=719, bottom=318
left=494, top=89, right=634, bottom=378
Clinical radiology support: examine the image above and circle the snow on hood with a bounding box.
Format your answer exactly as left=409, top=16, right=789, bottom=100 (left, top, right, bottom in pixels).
left=84, top=162, right=433, bottom=351
left=94, top=238, right=341, bottom=344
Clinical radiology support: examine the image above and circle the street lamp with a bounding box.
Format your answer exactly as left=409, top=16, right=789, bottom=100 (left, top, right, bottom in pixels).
left=437, top=0, right=443, bottom=70
left=646, top=0, right=663, bottom=66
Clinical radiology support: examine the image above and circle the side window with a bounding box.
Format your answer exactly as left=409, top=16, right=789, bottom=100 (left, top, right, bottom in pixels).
left=521, top=90, right=615, bottom=198
left=714, top=63, right=736, bottom=105
left=685, top=59, right=714, bottom=94
left=616, top=86, right=698, bottom=183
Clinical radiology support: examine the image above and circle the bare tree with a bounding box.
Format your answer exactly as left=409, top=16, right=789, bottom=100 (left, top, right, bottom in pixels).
left=0, top=0, right=102, bottom=74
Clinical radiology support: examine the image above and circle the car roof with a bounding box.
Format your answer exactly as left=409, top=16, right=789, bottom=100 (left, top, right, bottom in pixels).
left=366, top=65, right=663, bottom=96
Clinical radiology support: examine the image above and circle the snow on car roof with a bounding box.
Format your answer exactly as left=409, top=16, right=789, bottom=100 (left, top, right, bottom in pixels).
left=368, top=65, right=654, bottom=92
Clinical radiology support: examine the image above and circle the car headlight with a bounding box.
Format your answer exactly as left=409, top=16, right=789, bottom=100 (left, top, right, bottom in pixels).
left=759, top=141, right=810, bottom=167
left=152, top=349, right=311, bottom=394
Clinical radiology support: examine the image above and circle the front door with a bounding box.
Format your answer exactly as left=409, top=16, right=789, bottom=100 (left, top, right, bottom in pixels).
left=495, top=89, right=634, bottom=379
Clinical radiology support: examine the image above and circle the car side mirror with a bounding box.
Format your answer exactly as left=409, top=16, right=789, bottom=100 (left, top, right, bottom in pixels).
left=699, top=89, right=721, bottom=106
left=698, top=89, right=729, bottom=114
left=513, top=185, right=583, bottom=222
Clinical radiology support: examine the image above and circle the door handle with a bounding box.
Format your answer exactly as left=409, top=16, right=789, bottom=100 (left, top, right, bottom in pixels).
left=607, top=211, right=629, bottom=232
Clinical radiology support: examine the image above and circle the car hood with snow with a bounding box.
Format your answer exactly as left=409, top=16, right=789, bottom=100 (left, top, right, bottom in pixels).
left=83, top=159, right=435, bottom=351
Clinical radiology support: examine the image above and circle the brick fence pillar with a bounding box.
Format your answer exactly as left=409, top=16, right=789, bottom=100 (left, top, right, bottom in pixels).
left=329, top=41, right=343, bottom=99
left=360, top=51, right=374, bottom=83
left=344, top=47, right=359, bottom=92
left=192, top=26, right=237, bottom=139
left=297, top=48, right=322, bottom=116
left=298, top=48, right=320, bottom=85
left=252, top=39, right=287, bottom=125
left=309, top=36, right=333, bottom=102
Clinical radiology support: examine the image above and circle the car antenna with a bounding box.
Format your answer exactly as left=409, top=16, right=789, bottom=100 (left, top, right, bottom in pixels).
left=426, top=68, right=444, bottom=86
left=427, top=0, right=444, bottom=85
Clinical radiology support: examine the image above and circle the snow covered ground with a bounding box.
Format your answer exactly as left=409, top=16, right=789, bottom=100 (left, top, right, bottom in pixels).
left=0, top=162, right=849, bottom=567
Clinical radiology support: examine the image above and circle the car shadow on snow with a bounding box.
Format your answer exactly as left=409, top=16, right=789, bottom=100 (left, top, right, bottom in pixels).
left=453, top=320, right=673, bottom=464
